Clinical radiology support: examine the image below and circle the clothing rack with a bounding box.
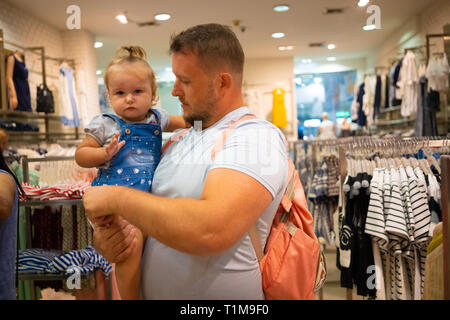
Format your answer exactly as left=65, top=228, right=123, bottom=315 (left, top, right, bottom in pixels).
left=336, top=136, right=449, bottom=300
left=442, top=155, right=450, bottom=299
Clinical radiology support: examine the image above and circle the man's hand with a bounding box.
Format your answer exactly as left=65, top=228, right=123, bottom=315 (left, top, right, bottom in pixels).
left=104, top=132, right=125, bottom=161
left=83, top=185, right=118, bottom=221
left=93, top=218, right=137, bottom=263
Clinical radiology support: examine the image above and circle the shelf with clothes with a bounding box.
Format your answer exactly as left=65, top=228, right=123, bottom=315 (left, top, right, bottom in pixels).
left=15, top=154, right=113, bottom=300
left=336, top=136, right=449, bottom=300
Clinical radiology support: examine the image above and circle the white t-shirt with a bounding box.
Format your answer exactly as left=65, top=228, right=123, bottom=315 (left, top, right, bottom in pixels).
left=140, top=107, right=289, bottom=300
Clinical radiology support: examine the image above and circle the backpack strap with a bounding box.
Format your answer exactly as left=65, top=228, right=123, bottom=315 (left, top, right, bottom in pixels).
left=161, top=128, right=190, bottom=153
left=211, top=114, right=256, bottom=160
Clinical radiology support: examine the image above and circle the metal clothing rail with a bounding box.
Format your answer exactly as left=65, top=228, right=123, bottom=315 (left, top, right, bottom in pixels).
left=336, top=137, right=449, bottom=300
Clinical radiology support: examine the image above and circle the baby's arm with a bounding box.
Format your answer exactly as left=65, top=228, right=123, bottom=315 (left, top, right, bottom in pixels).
left=166, top=115, right=189, bottom=132
left=114, top=227, right=144, bottom=300
left=75, top=132, right=125, bottom=168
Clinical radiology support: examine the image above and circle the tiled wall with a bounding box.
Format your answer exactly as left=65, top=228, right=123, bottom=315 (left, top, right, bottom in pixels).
left=0, top=0, right=99, bottom=133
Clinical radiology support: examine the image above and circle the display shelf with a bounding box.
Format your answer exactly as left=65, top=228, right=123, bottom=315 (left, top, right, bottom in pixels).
left=373, top=118, right=414, bottom=126
left=19, top=199, right=83, bottom=207
left=379, top=106, right=401, bottom=113
left=18, top=271, right=93, bottom=281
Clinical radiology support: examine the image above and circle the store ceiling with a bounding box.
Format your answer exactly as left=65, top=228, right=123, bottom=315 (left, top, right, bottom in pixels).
left=11, top=0, right=438, bottom=74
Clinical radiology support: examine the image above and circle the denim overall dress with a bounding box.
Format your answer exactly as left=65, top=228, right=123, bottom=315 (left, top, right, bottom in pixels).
left=91, top=111, right=162, bottom=192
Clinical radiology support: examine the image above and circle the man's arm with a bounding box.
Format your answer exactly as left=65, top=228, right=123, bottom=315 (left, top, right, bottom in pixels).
left=0, top=173, right=16, bottom=221
left=84, top=168, right=272, bottom=256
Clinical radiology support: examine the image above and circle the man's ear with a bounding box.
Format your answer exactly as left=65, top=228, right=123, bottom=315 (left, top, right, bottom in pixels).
left=218, top=72, right=233, bottom=90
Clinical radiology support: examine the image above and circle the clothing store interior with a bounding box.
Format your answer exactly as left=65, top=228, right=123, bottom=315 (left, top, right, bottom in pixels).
left=0, top=0, right=449, bottom=301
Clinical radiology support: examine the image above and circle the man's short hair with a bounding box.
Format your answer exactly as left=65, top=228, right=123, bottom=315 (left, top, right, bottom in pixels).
left=170, top=23, right=245, bottom=77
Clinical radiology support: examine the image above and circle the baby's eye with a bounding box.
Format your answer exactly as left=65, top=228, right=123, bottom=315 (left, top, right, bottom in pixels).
left=135, top=89, right=142, bottom=93
left=115, top=91, right=124, bottom=95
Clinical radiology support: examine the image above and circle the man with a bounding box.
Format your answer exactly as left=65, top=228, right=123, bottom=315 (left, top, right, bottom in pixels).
left=83, top=23, right=288, bottom=299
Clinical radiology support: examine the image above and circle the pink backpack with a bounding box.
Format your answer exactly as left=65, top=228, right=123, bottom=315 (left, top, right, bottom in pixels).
left=162, top=114, right=326, bottom=300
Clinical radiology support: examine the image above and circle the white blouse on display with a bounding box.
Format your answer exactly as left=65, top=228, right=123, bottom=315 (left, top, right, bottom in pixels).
left=426, top=53, right=450, bottom=92
left=397, top=51, right=418, bottom=117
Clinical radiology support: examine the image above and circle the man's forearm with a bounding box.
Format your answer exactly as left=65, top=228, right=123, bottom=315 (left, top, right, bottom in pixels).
left=107, top=187, right=225, bottom=256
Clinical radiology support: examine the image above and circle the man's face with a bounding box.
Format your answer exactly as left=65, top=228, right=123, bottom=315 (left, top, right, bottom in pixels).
left=171, top=51, right=219, bottom=128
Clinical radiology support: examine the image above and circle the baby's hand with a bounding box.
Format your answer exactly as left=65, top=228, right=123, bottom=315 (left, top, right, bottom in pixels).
left=104, top=132, right=125, bottom=161
left=92, top=215, right=121, bottom=228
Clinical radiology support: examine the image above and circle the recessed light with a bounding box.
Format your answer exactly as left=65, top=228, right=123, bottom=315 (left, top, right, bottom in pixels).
left=327, top=43, right=336, bottom=50
left=278, top=45, right=293, bottom=51
left=358, top=0, right=370, bottom=7
left=363, top=24, right=377, bottom=31
left=273, top=4, right=290, bottom=12
left=272, top=32, right=285, bottom=39
left=94, top=41, right=103, bottom=48
left=327, top=57, right=337, bottom=61
left=115, top=14, right=128, bottom=24
left=154, top=13, right=171, bottom=21
left=96, top=70, right=102, bottom=75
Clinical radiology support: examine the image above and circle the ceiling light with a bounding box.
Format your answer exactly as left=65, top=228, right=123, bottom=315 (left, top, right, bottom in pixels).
left=278, top=45, right=293, bottom=51
left=154, top=13, right=171, bottom=21
left=358, top=0, right=370, bottom=7
left=363, top=24, right=377, bottom=31
left=94, top=41, right=103, bottom=48
left=115, top=14, right=128, bottom=24
left=272, top=32, right=285, bottom=39
left=96, top=70, right=102, bottom=75
left=327, top=43, right=336, bottom=50
left=327, top=57, right=337, bottom=61
left=273, top=4, right=290, bottom=12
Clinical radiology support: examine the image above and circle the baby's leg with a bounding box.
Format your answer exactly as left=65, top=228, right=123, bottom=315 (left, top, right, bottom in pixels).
left=113, top=219, right=144, bottom=300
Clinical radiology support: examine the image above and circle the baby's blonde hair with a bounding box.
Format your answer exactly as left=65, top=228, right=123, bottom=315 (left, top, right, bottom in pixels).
left=104, top=45, right=158, bottom=105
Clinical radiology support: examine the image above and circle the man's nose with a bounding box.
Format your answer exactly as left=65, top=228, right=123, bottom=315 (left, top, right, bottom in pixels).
left=172, top=79, right=182, bottom=97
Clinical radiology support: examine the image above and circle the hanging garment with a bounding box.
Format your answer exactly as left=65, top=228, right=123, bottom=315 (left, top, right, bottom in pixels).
left=59, top=64, right=81, bottom=127
left=374, top=75, right=382, bottom=119
left=398, top=51, right=418, bottom=117
left=384, top=75, right=390, bottom=109
left=356, top=83, right=367, bottom=127
left=390, top=60, right=403, bottom=107
left=271, top=88, right=288, bottom=128
left=9, top=54, right=32, bottom=112
left=424, top=89, right=439, bottom=136
left=414, top=76, right=427, bottom=136
left=244, top=89, right=265, bottom=119
left=363, top=76, right=375, bottom=126
left=75, top=70, right=91, bottom=127
left=350, top=84, right=360, bottom=121
left=426, top=53, right=450, bottom=92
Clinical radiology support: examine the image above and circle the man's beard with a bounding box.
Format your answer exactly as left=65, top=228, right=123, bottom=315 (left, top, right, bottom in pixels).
left=182, top=84, right=217, bottom=128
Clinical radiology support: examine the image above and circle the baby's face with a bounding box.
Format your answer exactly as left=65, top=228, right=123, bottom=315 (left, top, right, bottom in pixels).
left=107, top=64, right=154, bottom=122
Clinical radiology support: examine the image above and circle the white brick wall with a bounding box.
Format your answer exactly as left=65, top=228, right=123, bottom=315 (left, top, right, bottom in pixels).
left=368, top=0, right=450, bottom=69
left=0, top=0, right=99, bottom=134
